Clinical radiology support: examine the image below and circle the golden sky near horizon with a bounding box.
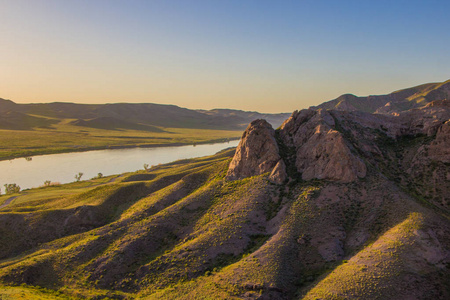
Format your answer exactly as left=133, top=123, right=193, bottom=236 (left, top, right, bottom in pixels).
left=1, top=1, right=449, bottom=113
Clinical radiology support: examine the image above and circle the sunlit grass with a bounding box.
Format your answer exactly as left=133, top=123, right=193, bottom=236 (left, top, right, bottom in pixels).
left=0, top=123, right=241, bottom=161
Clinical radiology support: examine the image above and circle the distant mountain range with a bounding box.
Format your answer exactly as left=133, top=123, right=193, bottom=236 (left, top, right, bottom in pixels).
left=0, top=99, right=290, bottom=131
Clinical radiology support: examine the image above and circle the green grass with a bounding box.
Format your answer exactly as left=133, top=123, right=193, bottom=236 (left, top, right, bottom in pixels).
left=0, top=122, right=241, bottom=161
left=301, top=212, right=425, bottom=299
left=0, top=195, right=10, bottom=206
left=0, top=175, right=125, bottom=211
left=0, top=284, right=69, bottom=299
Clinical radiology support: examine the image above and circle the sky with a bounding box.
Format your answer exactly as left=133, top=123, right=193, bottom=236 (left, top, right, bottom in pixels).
left=0, top=0, right=449, bottom=113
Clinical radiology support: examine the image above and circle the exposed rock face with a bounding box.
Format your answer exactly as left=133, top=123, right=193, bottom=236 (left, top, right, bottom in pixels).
left=227, top=109, right=367, bottom=183
left=226, top=119, right=284, bottom=180
left=427, top=120, right=450, bottom=162
left=227, top=83, right=450, bottom=185
left=332, top=100, right=450, bottom=139
left=269, top=159, right=287, bottom=184
left=279, top=109, right=366, bottom=182
left=295, top=124, right=366, bottom=182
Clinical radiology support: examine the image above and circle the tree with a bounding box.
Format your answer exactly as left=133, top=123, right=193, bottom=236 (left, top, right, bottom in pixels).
left=4, top=183, right=20, bottom=194
left=44, top=180, right=52, bottom=187
left=143, top=164, right=150, bottom=171
left=75, top=172, right=84, bottom=182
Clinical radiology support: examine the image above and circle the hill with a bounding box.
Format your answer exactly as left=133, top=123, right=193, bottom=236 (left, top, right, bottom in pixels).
left=316, top=79, right=450, bottom=114
left=0, top=99, right=289, bottom=160
left=0, top=100, right=290, bottom=131
left=0, top=83, right=449, bottom=299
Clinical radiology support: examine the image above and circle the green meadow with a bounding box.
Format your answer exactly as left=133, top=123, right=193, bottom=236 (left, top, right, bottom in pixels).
left=0, top=121, right=241, bottom=161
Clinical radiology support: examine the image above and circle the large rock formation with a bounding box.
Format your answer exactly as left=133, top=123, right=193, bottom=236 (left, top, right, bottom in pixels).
left=228, top=109, right=367, bottom=183
left=279, top=109, right=366, bottom=182
left=226, top=119, right=285, bottom=181
left=227, top=97, right=450, bottom=186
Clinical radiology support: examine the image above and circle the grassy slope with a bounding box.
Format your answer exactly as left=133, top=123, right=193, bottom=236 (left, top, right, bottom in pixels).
left=0, top=121, right=241, bottom=161
left=0, top=285, right=68, bottom=299
left=0, top=145, right=448, bottom=299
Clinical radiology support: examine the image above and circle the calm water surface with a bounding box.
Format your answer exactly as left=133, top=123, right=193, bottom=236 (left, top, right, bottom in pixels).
left=0, top=140, right=239, bottom=190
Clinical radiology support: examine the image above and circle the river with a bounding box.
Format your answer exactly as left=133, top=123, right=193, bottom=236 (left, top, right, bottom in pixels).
left=0, top=140, right=239, bottom=190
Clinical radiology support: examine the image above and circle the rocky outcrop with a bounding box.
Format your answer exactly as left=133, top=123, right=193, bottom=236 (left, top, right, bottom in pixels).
left=228, top=109, right=367, bottom=183
left=427, top=120, right=450, bottom=162
left=226, top=119, right=285, bottom=181
left=279, top=109, right=366, bottom=182
left=227, top=85, right=450, bottom=185
left=295, top=124, right=366, bottom=182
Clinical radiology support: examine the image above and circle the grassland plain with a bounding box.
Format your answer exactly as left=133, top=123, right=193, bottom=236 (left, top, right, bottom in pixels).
left=0, top=123, right=241, bottom=161
left=0, top=143, right=448, bottom=299
left=0, top=98, right=292, bottom=161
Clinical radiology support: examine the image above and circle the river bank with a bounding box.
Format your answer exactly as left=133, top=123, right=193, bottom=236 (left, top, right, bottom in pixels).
left=0, top=140, right=240, bottom=190
left=0, top=137, right=241, bottom=162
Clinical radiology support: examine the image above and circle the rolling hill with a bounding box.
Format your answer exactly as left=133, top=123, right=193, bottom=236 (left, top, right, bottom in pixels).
left=0, top=99, right=290, bottom=161
left=0, top=99, right=290, bottom=131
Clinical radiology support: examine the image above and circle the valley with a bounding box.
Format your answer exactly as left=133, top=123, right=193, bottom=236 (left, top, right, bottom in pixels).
left=0, top=100, right=289, bottom=161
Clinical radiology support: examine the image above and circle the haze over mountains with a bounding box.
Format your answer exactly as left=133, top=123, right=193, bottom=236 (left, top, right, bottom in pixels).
left=0, top=79, right=449, bottom=299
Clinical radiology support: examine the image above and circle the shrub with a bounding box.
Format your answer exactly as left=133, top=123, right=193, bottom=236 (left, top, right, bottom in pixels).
left=4, top=183, right=20, bottom=194
left=42, top=181, right=60, bottom=187
left=75, top=172, right=84, bottom=182
left=91, top=173, right=103, bottom=179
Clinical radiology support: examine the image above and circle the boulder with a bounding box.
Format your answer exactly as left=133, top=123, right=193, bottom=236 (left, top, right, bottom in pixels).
left=226, top=119, right=282, bottom=180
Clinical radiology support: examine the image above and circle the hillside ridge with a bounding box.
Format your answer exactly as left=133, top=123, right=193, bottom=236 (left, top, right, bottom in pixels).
left=316, top=79, right=450, bottom=114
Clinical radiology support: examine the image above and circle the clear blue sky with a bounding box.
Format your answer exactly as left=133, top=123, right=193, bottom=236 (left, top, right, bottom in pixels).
left=0, top=0, right=449, bottom=112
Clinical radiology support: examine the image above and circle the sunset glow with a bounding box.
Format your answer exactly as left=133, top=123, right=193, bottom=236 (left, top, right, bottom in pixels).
left=0, top=0, right=449, bottom=112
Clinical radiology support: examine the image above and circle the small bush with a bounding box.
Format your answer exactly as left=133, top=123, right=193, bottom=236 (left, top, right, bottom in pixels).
left=91, top=173, right=103, bottom=179
left=4, top=183, right=20, bottom=194
left=75, top=172, right=84, bottom=182
left=40, top=181, right=60, bottom=188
